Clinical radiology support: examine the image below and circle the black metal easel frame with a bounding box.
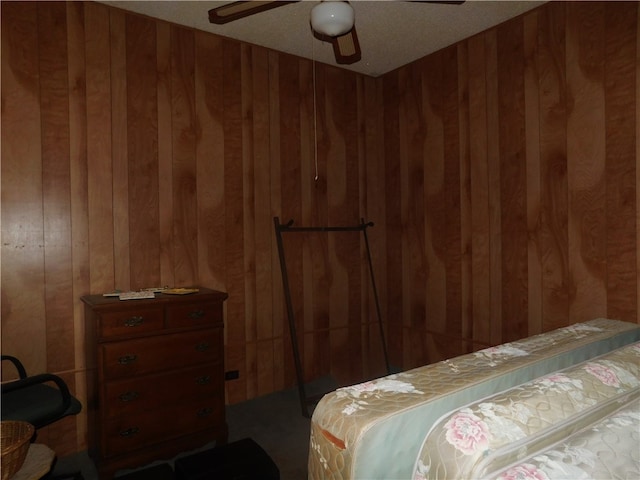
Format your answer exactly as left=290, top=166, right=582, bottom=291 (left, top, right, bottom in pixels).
left=273, top=216, right=390, bottom=417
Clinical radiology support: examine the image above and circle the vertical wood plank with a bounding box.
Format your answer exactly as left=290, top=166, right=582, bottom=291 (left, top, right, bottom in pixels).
left=538, top=2, right=570, bottom=331
left=298, top=58, right=317, bottom=382
left=637, top=3, right=640, bottom=325
left=524, top=10, right=543, bottom=335
left=299, top=58, right=314, bottom=226
left=363, top=75, right=388, bottom=374
left=422, top=52, right=447, bottom=337
left=298, top=57, right=317, bottom=383
left=457, top=41, right=473, bottom=346
left=485, top=30, right=503, bottom=344
left=268, top=51, right=286, bottom=391
left=126, top=14, right=160, bottom=289
left=605, top=2, right=637, bottom=322
left=382, top=72, right=403, bottom=366
left=345, top=68, right=362, bottom=383
left=278, top=53, right=302, bottom=388
left=66, top=0, right=89, bottom=451
left=566, top=1, right=607, bottom=323
left=157, top=22, right=175, bottom=287
left=223, top=39, right=246, bottom=403
left=299, top=58, right=322, bottom=383
left=195, top=31, right=225, bottom=292
left=399, top=63, right=427, bottom=367
left=467, top=34, right=491, bottom=344
left=325, top=67, right=361, bottom=382
left=110, top=8, right=130, bottom=291
left=309, top=63, right=330, bottom=382
left=171, top=26, right=197, bottom=286
left=253, top=47, right=275, bottom=395
left=441, top=45, right=463, bottom=346
left=240, top=43, right=257, bottom=398
left=356, top=75, right=374, bottom=375
left=497, top=20, right=528, bottom=342
left=85, top=1, right=114, bottom=293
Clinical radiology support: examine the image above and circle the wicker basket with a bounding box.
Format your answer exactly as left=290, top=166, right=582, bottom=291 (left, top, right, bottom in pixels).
left=1, top=421, right=34, bottom=480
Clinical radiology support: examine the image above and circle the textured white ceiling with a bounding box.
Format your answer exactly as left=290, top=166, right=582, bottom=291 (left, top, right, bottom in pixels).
left=100, top=0, right=546, bottom=77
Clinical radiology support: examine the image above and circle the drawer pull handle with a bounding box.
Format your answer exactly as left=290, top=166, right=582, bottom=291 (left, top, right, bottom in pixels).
left=195, top=342, right=210, bottom=352
left=119, top=427, right=139, bottom=437
left=197, top=407, right=213, bottom=417
left=119, top=391, right=140, bottom=402
left=124, top=316, right=144, bottom=327
left=196, top=376, right=211, bottom=385
left=189, top=309, right=205, bottom=320
left=118, top=354, right=138, bottom=365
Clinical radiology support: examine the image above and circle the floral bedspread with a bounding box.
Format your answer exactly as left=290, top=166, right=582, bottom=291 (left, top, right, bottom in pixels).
left=492, top=395, right=640, bottom=480
left=413, top=341, right=640, bottom=480
left=308, top=319, right=640, bottom=480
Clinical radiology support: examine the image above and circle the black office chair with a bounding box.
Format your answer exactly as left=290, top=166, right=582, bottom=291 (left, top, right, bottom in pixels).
left=1, top=355, right=82, bottom=428
left=1, top=355, right=83, bottom=479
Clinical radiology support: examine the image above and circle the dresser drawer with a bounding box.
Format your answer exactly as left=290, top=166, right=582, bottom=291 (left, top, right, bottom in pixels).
left=99, top=307, right=164, bottom=339
left=104, top=398, right=224, bottom=457
left=102, top=329, right=222, bottom=380
left=104, top=364, right=224, bottom=418
left=165, top=302, right=222, bottom=329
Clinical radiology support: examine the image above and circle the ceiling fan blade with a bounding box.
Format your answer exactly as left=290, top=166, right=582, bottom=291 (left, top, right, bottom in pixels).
left=331, top=27, right=361, bottom=65
left=208, top=1, right=299, bottom=24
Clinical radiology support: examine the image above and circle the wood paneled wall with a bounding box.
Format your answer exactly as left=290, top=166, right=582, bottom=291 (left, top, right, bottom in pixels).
left=382, top=0, right=639, bottom=369
left=1, top=1, right=384, bottom=455
left=1, top=0, right=638, bottom=457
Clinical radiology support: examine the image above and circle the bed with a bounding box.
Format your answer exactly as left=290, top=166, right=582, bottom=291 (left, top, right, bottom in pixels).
left=308, top=318, right=640, bottom=479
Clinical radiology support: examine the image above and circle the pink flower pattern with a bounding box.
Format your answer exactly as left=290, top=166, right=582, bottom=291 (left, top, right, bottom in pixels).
left=544, top=373, right=570, bottom=383
left=444, top=411, right=490, bottom=455
left=497, top=464, right=550, bottom=480
left=584, top=363, right=620, bottom=387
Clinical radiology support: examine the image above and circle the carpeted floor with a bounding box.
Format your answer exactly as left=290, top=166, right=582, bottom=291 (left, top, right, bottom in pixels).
left=49, top=383, right=325, bottom=480
left=224, top=385, right=313, bottom=480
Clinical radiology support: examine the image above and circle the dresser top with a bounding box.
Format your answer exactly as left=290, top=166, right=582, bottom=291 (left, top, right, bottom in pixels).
left=81, top=287, right=228, bottom=308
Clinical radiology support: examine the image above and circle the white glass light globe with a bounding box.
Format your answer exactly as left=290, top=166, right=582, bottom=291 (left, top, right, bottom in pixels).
left=311, top=1, right=355, bottom=37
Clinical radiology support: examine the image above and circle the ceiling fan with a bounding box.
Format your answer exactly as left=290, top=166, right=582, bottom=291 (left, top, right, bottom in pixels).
left=208, top=0, right=465, bottom=65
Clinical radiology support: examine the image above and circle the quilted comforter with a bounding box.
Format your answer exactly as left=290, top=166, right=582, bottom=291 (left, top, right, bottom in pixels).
left=308, top=319, right=640, bottom=479
left=414, top=341, right=640, bottom=480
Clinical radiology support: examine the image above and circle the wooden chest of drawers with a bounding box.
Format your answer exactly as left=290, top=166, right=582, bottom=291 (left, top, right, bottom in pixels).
left=81, top=287, right=228, bottom=478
